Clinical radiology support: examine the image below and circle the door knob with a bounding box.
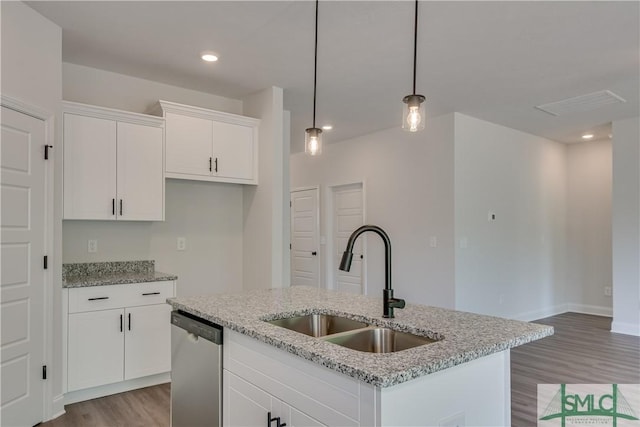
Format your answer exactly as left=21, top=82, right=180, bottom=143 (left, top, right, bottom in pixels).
left=311, top=251, right=317, bottom=256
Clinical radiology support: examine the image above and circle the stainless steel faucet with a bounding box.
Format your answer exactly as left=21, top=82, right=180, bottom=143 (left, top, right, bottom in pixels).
left=338, top=225, right=406, bottom=318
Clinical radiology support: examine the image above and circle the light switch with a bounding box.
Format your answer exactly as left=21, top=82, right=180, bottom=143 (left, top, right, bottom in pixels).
left=429, top=236, right=437, bottom=248
left=459, top=237, right=468, bottom=249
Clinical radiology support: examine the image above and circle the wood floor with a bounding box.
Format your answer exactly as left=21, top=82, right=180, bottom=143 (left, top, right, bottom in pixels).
left=42, top=313, right=638, bottom=427
left=511, top=312, right=640, bottom=426
left=40, top=383, right=170, bottom=427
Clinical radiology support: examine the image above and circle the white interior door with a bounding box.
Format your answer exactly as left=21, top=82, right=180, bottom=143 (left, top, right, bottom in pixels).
left=290, top=188, right=319, bottom=287
left=333, top=184, right=364, bottom=294
left=1, top=106, right=46, bottom=426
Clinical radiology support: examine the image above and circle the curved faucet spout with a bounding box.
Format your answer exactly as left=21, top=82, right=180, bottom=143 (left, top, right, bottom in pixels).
left=338, top=225, right=404, bottom=318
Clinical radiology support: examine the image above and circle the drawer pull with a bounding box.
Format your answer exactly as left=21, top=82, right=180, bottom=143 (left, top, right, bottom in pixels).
left=88, top=296, right=109, bottom=301
left=128, top=313, right=131, bottom=331
left=142, top=292, right=161, bottom=296
left=120, top=314, right=123, bottom=332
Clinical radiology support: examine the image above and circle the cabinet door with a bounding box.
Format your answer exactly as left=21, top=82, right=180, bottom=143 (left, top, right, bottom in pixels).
left=224, top=370, right=273, bottom=427
left=116, top=122, right=164, bottom=221
left=68, top=309, right=124, bottom=391
left=286, top=405, right=327, bottom=427
left=165, top=112, right=212, bottom=176
left=63, top=113, right=117, bottom=219
left=124, top=304, right=171, bottom=380
left=213, top=121, right=255, bottom=181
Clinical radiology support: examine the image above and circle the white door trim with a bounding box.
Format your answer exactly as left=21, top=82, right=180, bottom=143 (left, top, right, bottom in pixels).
left=1, top=94, right=56, bottom=422
left=326, top=180, right=367, bottom=293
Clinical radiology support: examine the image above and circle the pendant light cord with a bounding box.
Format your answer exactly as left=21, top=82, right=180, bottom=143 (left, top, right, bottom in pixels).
left=412, top=0, right=418, bottom=95
left=312, top=0, right=319, bottom=128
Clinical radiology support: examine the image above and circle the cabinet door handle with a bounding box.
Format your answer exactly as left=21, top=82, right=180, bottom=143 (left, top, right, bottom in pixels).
left=142, top=292, right=160, bottom=296
left=88, top=296, right=109, bottom=301
left=267, top=413, right=286, bottom=427
left=209, top=157, right=212, bottom=172
left=128, top=313, right=131, bottom=331
left=311, top=251, right=317, bottom=256
left=119, top=199, right=123, bottom=216
left=215, top=157, right=218, bottom=173
left=120, top=314, right=123, bottom=332
left=112, top=198, right=115, bottom=215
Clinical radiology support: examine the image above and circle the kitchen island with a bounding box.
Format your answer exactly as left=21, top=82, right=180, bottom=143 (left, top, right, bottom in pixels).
left=168, top=286, right=552, bottom=426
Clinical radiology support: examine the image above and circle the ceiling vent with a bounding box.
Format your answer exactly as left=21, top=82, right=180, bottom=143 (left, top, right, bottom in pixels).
left=535, top=90, right=626, bottom=116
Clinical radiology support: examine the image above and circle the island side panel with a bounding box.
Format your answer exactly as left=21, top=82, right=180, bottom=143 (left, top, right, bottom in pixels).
left=379, top=350, right=510, bottom=426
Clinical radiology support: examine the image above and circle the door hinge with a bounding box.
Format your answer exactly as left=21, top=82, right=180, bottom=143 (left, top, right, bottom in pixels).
left=44, top=145, right=53, bottom=160
left=289, top=243, right=292, bottom=250
left=42, top=365, right=47, bottom=380
left=290, top=201, right=292, bottom=207
left=43, top=255, right=48, bottom=269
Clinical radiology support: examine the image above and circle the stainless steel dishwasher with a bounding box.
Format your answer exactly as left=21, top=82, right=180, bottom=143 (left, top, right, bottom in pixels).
left=171, top=310, right=223, bottom=427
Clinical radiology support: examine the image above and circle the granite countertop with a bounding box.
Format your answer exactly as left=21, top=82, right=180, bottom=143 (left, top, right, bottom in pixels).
left=63, top=260, right=178, bottom=288
left=168, top=286, right=553, bottom=388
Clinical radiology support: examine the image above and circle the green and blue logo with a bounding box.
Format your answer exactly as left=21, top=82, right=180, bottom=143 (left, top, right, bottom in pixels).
left=538, top=384, right=639, bottom=427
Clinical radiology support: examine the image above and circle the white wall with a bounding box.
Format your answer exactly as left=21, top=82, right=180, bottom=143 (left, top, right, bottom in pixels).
left=63, top=63, right=242, bottom=115
left=454, top=114, right=567, bottom=320
left=612, top=116, right=640, bottom=336
left=242, top=87, right=286, bottom=289
left=566, top=139, right=612, bottom=315
left=1, top=0, right=64, bottom=417
left=62, top=180, right=244, bottom=296
left=290, top=115, right=456, bottom=309
left=61, top=64, right=246, bottom=297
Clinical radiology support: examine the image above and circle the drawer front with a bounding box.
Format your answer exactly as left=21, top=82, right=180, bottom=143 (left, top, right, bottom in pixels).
left=124, top=281, right=174, bottom=307
left=68, top=281, right=174, bottom=313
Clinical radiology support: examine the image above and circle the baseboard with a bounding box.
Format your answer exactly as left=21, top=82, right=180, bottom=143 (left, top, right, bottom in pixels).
left=611, top=321, right=640, bottom=336
left=566, top=303, right=613, bottom=317
left=511, top=304, right=568, bottom=322
left=64, top=372, right=171, bottom=405
left=50, top=394, right=66, bottom=420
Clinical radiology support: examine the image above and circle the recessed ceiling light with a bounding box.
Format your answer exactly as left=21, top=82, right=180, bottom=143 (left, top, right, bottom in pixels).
left=582, top=133, right=594, bottom=140
left=322, top=125, right=333, bottom=131
left=201, top=52, right=219, bottom=62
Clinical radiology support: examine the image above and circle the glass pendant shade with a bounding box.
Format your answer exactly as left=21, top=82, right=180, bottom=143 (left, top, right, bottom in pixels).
left=305, top=127, right=323, bottom=156
left=402, top=94, right=426, bottom=132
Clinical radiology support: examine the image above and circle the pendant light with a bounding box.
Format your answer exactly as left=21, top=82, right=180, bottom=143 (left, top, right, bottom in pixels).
left=305, top=0, right=322, bottom=156
left=402, top=0, right=426, bottom=132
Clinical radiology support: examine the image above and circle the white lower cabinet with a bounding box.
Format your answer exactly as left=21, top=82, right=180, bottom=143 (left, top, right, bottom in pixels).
left=224, top=370, right=325, bottom=427
left=68, top=308, right=124, bottom=391
left=223, top=329, right=511, bottom=427
left=65, top=281, right=175, bottom=396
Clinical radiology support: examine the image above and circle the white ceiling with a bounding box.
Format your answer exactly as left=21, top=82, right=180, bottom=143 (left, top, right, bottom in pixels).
left=28, top=1, right=639, bottom=152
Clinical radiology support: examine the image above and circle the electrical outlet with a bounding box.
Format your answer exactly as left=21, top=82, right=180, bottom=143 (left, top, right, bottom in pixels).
left=177, top=237, right=187, bottom=251
left=439, top=412, right=465, bottom=427
left=430, top=236, right=438, bottom=248
left=604, top=286, right=612, bottom=297
left=87, top=240, right=98, bottom=253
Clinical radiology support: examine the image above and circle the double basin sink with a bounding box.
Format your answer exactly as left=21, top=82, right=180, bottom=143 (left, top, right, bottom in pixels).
left=267, top=314, right=438, bottom=353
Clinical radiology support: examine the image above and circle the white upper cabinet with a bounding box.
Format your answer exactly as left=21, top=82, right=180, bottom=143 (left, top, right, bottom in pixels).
left=63, top=101, right=164, bottom=221
left=165, top=112, right=212, bottom=176
left=116, top=122, right=164, bottom=221
left=158, top=100, right=259, bottom=185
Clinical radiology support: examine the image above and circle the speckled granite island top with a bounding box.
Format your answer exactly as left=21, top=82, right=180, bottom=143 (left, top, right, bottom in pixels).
left=168, top=286, right=553, bottom=388
left=63, top=260, right=177, bottom=288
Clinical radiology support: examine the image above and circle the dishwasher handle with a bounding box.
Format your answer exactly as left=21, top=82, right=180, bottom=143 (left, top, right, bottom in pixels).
left=171, top=311, right=223, bottom=344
